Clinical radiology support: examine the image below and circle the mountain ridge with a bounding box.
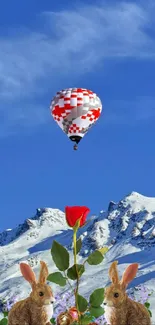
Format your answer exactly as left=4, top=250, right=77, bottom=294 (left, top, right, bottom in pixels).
left=0, top=191, right=155, bottom=321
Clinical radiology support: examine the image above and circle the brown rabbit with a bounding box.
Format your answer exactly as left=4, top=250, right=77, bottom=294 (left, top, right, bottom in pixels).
left=103, top=261, right=151, bottom=325
left=8, top=260, right=55, bottom=325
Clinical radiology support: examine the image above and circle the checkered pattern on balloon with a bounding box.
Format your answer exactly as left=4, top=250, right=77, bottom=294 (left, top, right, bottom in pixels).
left=50, top=88, right=102, bottom=144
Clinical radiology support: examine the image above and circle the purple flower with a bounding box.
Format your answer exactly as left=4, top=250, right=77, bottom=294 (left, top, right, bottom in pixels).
left=138, top=285, right=150, bottom=304
left=54, top=291, right=75, bottom=313
left=96, top=313, right=107, bottom=324
left=11, top=296, right=18, bottom=304
left=127, top=284, right=152, bottom=306
left=127, top=288, right=135, bottom=301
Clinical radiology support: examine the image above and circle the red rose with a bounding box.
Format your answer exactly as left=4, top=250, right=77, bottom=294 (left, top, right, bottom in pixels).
left=65, top=206, right=90, bottom=227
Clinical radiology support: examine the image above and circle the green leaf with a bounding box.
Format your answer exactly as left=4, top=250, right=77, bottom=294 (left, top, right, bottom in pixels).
left=89, top=306, right=105, bottom=318
left=3, top=312, right=8, bottom=317
left=80, top=315, right=93, bottom=325
left=98, top=246, right=109, bottom=255
left=51, top=240, right=69, bottom=271
left=144, top=302, right=150, bottom=308
left=87, top=251, right=104, bottom=265
left=75, top=238, right=82, bottom=255
left=0, top=318, right=8, bottom=325
left=148, top=309, right=152, bottom=317
left=47, top=272, right=66, bottom=287
left=50, top=317, right=56, bottom=324
left=89, top=288, right=104, bottom=307
left=77, top=294, right=88, bottom=313
left=67, top=264, right=85, bottom=280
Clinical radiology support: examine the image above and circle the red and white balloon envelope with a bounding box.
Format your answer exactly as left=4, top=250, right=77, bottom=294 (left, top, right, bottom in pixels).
left=50, top=88, right=102, bottom=150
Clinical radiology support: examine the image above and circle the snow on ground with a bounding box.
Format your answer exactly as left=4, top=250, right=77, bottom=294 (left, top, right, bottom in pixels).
left=0, top=192, right=155, bottom=322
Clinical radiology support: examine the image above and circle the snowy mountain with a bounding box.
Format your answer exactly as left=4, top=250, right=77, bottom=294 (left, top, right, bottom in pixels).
left=0, top=208, right=67, bottom=246
left=82, top=191, right=155, bottom=251
left=0, top=192, right=155, bottom=321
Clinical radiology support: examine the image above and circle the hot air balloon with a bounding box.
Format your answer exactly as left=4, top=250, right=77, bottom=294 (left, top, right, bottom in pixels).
left=50, top=88, right=102, bottom=150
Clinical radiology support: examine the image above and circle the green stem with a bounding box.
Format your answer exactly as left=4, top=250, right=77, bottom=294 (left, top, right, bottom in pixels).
left=73, top=230, right=77, bottom=264
left=82, top=259, right=87, bottom=266
left=63, top=271, right=74, bottom=292
left=73, top=229, right=81, bottom=325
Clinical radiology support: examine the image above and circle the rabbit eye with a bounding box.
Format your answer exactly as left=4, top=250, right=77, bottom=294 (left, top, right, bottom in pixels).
left=39, top=291, right=44, bottom=296
left=114, top=292, right=119, bottom=298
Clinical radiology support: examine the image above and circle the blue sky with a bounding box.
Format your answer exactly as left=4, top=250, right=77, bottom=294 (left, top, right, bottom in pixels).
left=0, top=0, right=155, bottom=232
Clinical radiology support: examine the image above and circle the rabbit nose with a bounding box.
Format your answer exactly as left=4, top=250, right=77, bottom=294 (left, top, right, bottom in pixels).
left=103, top=302, right=107, bottom=305
left=51, top=297, right=55, bottom=303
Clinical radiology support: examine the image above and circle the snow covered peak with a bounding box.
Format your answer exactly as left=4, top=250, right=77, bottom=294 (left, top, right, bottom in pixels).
left=32, top=208, right=66, bottom=227
left=82, top=192, right=155, bottom=252
left=123, top=191, right=155, bottom=211
left=0, top=208, right=67, bottom=246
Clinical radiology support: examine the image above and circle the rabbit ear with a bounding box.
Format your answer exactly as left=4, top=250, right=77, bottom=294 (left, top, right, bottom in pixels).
left=20, top=263, right=36, bottom=287
left=109, top=261, right=119, bottom=284
left=120, top=263, right=139, bottom=289
left=38, top=261, right=49, bottom=284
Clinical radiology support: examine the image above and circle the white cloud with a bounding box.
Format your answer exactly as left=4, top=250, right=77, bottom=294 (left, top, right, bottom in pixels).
left=0, top=1, right=155, bottom=136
